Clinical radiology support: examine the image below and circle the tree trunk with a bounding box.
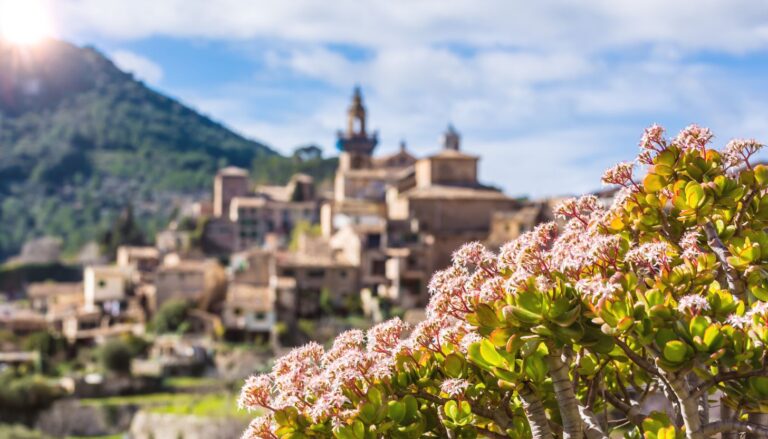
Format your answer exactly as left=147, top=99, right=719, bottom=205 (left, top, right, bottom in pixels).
left=719, top=396, right=738, bottom=439
left=579, top=406, right=609, bottom=439
left=545, top=347, right=583, bottom=439
left=665, top=374, right=702, bottom=439
left=518, top=383, right=553, bottom=439
left=748, top=413, right=768, bottom=439
left=689, top=373, right=709, bottom=426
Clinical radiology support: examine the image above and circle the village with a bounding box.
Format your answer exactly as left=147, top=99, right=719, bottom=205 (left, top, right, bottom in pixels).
left=0, top=88, right=616, bottom=437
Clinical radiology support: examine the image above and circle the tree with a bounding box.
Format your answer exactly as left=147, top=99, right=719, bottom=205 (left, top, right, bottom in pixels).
left=100, top=204, right=146, bottom=259
left=99, top=339, right=134, bottom=375
left=293, top=145, right=323, bottom=163
left=239, top=125, right=768, bottom=438
left=152, top=299, right=194, bottom=334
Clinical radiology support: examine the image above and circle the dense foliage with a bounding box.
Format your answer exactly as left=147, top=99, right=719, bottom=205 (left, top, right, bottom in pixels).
left=152, top=299, right=195, bottom=334
left=0, top=370, right=64, bottom=415
left=0, top=40, right=336, bottom=260
left=239, top=125, right=768, bottom=438
left=99, top=339, right=135, bottom=374
left=98, top=334, right=151, bottom=375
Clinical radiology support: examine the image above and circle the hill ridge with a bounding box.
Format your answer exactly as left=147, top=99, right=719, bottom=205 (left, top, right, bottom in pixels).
left=0, top=39, right=336, bottom=261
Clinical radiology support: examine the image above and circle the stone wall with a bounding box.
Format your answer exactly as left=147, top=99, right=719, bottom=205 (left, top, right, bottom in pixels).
left=130, top=410, right=248, bottom=439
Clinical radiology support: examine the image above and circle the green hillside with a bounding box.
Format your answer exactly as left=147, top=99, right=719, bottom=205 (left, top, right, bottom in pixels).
left=0, top=40, right=336, bottom=261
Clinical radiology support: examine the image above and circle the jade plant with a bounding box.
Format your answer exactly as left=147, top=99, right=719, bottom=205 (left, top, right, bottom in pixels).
left=239, top=124, right=768, bottom=438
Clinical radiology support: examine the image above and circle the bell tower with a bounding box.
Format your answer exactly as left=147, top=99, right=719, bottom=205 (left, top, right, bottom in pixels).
left=347, top=87, right=367, bottom=137
left=442, top=124, right=461, bottom=151
left=337, top=86, right=378, bottom=170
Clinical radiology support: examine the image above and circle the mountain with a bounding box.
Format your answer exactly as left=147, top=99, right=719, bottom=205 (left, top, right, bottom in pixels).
left=0, top=39, right=336, bottom=261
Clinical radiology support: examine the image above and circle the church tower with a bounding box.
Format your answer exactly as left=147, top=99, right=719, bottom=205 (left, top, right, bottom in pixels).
left=337, top=86, right=378, bottom=170
left=442, top=124, right=461, bottom=151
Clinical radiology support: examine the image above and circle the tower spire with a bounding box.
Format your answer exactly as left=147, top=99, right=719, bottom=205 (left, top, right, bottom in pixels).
left=347, top=85, right=367, bottom=137
left=442, top=124, right=461, bottom=151
left=336, top=86, right=378, bottom=169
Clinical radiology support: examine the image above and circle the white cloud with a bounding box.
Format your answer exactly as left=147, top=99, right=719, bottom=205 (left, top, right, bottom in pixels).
left=55, top=0, right=768, bottom=54
left=110, top=49, right=163, bottom=84
left=49, top=1, right=768, bottom=195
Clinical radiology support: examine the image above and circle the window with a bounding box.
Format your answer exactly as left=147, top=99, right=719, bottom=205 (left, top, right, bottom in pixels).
left=372, top=259, right=386, bottom=276
left=308, top=269, right=325, bottom=279
left=366, top=233, right=381, bottom=249
left=281, top=268, right=295, bottom=277
left=98, top=279, right=106, bottom=288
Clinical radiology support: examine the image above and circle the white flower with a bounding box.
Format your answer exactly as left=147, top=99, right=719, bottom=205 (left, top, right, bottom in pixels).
left=677, top=294, right=710, bottom=314
left=440, top=378, right=470, bottom=397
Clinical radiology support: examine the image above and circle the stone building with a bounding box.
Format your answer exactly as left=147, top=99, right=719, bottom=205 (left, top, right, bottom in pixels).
left=221, top=282, right=274, bottom=342
left=207, top=164, right=322, bottom=252
left=267, top=234, right=358, bottom=326
left=154, top=258, right=227, bottom=311
left=27, top=282, right=83, bottom=317
left=213, top=166, right=250, bottom=218
left=223, top=248, right=276, bottom=341
left=317, top=88, right=521, bottom=310
left=116, top=246, right=160, bottom=283
left=230, top=174, right=320, bottom=250
left=83, top=265, right=133, bottom=314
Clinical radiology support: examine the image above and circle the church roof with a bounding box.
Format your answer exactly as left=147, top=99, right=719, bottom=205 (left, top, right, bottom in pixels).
left=401, top=184, right=509, bottom=200
left=217, top=166, right=249, bottom=177
left=343, top=166, right=412, bottom=180
left=426, top=149, right=478, bottom=160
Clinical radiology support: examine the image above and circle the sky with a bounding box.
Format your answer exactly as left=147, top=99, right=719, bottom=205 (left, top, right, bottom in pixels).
left=7, top=0, right=768, bottom=197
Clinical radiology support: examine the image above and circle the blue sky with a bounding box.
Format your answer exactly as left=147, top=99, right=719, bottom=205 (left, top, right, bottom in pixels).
left=12, top=0, right=768, bottom=197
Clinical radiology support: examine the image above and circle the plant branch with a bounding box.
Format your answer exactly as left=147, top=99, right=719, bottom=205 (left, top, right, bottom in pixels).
left=546, top=346, right=584, bottom=439
left=518, top=383, right=554, bottom=439
left=614, top=338, right=661, bottom=378
left=602, top=390, right=646, bottom=427
left=690, top=366, right=768, bottom=400
left=693, top=421, right=768, bottom=438
left=476, top=425, right=509, bottom=439
left=415, top=390, right=513, bottom=431
left=703, top=221, right=744, bottom=297
left=579, top=406, right=609, bottom=439
left=734, top=189, right=757, bottom=235
left=437, top=408, right=457, bottom=439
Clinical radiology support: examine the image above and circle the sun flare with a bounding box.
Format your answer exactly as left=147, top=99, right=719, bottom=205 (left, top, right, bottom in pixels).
left=0, top=0, right=53, bottom=45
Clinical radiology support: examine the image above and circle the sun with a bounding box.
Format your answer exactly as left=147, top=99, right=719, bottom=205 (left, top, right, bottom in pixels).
left=0, top=0, right=53, bottom=45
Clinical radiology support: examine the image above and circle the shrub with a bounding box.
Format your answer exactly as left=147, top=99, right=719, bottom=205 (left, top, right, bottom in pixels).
left=239, top=125, right=768, bottom=438
left=152, top=299, right=194, bottom=334
left=122, top=333, right=151, bottom=357
left=99, top=339, right=134, bottom=375
left=0, top=370, right=64, bottom=414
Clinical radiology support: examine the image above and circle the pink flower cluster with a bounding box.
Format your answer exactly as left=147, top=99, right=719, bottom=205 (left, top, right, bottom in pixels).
left=723, top=138, right=763, bottom=169
left=639, top=124, right=667, bottom=154
left=242, top=414, right=276, bottom=439
left=427, top=196, right=630, bottom=316
left=676, top=124, right=714, bottom=152
left=624, top=241, right=671, bottom=273
left=238, top=320, right=411, bottom=435
left=601, top=162, right=635, bottom=187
